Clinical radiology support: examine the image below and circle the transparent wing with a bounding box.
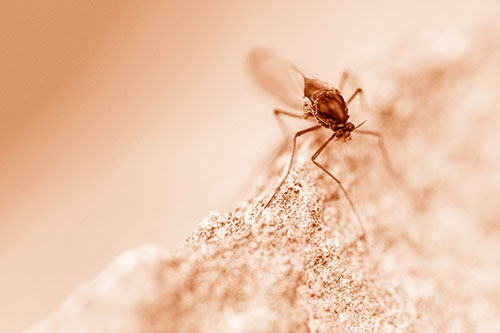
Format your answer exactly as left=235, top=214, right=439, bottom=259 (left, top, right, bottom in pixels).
left=247, top=48, right=305, bottom=111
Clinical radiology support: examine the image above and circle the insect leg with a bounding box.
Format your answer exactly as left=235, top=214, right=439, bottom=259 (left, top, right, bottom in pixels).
left=340, top=71, right=367, bottom=108
left=347, top=88, right=364, bottom=104
left=354, top=128, right=412, bottom=201
left=274, top=109, right=304, bottom=119
left=311, top=134, right=366, bottom=240
left=262, top=125, right=322, bottom=211
left=355, top=129, right=395, bottom=175
left=339, top=71, right=349, bottom=91
left=273, top=108, right=309, bottom=139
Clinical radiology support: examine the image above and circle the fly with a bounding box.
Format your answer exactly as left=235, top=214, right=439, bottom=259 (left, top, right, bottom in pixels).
left=248, top=48, right=393, bottom=241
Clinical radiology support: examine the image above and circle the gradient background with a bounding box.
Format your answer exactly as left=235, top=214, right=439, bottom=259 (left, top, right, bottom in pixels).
left=0, top=1, right=497, bottom=331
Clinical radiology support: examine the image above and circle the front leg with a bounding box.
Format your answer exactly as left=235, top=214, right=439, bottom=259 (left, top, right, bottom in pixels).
left=260, top=125, right=322, bottom=213
left=311, top=134, right=366, bottom=241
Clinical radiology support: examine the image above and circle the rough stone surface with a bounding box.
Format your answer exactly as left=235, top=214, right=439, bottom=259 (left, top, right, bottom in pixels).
left=29, top=31, right=500, bottom=332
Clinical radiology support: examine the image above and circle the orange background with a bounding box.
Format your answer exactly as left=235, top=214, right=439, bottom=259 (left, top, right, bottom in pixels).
left=0, top=1, right=497, bottom=331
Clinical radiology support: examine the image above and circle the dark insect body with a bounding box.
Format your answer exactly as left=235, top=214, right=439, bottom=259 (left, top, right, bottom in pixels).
left=249, top=49, right=392, bottom=240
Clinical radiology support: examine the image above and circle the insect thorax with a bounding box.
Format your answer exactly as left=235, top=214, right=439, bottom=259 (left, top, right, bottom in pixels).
left=304, top=88, right=350, bottom=128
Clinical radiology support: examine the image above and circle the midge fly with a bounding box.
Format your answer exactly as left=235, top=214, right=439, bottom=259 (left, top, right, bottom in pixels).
left=249, top=49, right=392, bottom=241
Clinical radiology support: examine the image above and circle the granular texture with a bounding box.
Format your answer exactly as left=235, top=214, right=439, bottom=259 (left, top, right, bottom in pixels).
left=29, top=31, right=500, bottom=332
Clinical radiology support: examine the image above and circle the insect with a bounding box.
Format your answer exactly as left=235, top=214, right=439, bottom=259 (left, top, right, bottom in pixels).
left=249, top=49, right=393, bottom=241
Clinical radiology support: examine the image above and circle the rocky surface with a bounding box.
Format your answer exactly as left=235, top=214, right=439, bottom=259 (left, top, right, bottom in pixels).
left=29, top=31, right=500, bottom=332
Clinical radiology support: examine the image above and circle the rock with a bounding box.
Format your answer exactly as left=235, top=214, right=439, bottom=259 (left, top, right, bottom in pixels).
left=28, top=31, right=500, bottom=332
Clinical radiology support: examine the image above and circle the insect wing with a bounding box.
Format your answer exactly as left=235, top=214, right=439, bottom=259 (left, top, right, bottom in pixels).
left=248, top=48, right=305, bottom=111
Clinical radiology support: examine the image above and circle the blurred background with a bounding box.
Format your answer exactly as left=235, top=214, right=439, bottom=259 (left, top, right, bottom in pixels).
left=0, top=0, right=497, bottom=331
